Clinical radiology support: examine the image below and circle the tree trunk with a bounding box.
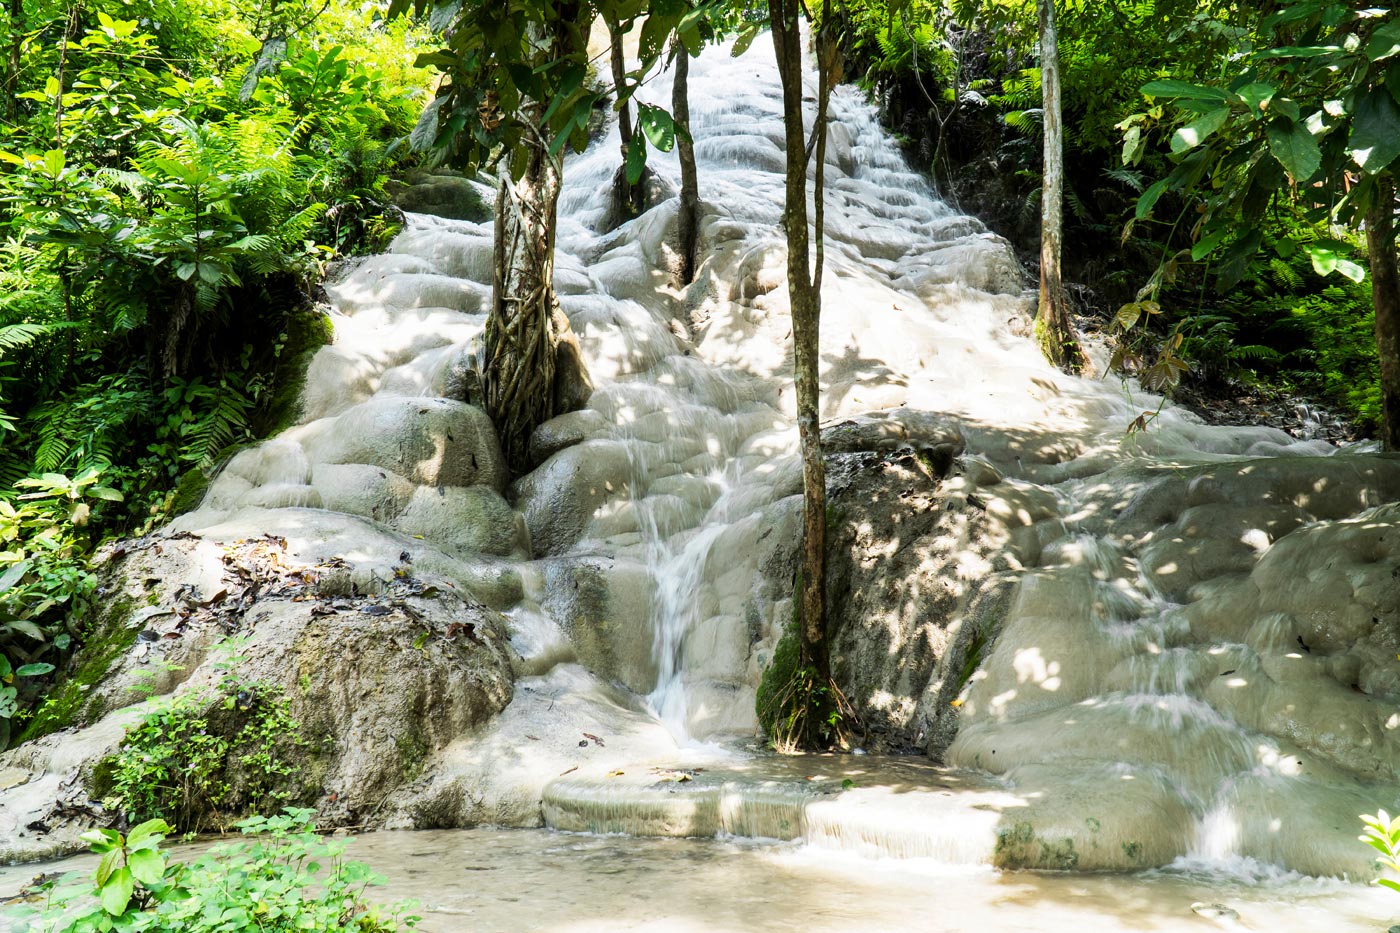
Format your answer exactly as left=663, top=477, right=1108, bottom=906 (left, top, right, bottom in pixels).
left=1035, top=0, right=1084, bottom=373
left=483, top=12, right=593, bottom=474
left=1368, top=174, right=1400, bottom=452
left=672, top=37, right=699, bottom=285
left=771, top=0, right=832, bottom=744
left=608, top=21, right=644, bottom=221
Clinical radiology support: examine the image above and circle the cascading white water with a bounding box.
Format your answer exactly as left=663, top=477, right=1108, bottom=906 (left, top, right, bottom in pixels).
left=158, top=31, right=1400, bottom=881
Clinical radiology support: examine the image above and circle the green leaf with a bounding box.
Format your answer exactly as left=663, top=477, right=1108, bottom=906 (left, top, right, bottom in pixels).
left=625, top=133, right=648, bottom=186
left=637, top=103, right=675, bottom=151
left=1366, top=20, right=1400, bottom=61
left=125, top=819, right=172, bottom=849
left=1141, top=79, right=1232, bottom=101
left=1308, top=246, right=1338, bottom=276
left=1192, top=227, right=1230, bottom=261
left=1349, top=88, right=1400, bottom=173
left=100, top=866, right=134, bottom=915
left=1135, top=178, right=1170, bottom=219
left=6, top=619, right=46, bottom=641
left=0, top=560, right=29, bottom=594
left=127, top=848, right=164, bottom=886
left=1170, top=107, right=1230, bottom=153
left=15, top=663, right=54, bottom=677
left=1236, top=82, right=1277, bottom=115
left=731, top=24, right=761, bottom=58
left=1267, top=119, right=1321, bottom=181
left=1335, top=258, right=1366, bottom=283
left=95, top=848, right=119, bottom=886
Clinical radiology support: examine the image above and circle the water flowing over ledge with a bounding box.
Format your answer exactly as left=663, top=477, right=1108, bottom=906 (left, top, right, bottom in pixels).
left=2, top=34, right=1399, bottom=894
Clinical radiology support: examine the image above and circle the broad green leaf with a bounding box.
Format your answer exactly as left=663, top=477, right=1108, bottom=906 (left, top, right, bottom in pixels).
left=1335, top=258, right=1366, bottom=282
left=1236, top=82, right=1277, bottom=115
left=637, top=103, right=675, bottom=151
left=1170, top=107, right=1230, bottom=153
left=100, top=866, right=134, bottom=915
left=1366, top=20, right=1400, bottom=61
left=1191, top=227, right=1230, bottom=261
left=1141, top=79, right=1232, bottom=101
left=1266, top=120, right=1321, bottom=181
left=14, top=663, right=54, bottom=677
left=625, top=133, right=647, bottom=186
left=43, top=150, right=64, bottom=176
left=95, top=849, right=119, bottom=886
left=125, top=819, right=172, bottom=849
left=1259, top=45, right=1342, bottom=59
left=0, top=560, right=29, bottom=594
left=127, top=848, right=165, bottom=885
left=731, top=24, right=761, bottom=58
left=1135, top=178, right=1170, bottom=219
left=1349, top=88, right=1400, bottom=173
left=6, top=619, right=45, bottom=641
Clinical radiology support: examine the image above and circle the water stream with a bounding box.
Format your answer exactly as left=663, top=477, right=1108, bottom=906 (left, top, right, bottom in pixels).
left=9, top=24, right=1397, bottom=919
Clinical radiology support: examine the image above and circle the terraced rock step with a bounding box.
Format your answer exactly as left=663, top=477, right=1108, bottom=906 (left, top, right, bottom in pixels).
left=543, top=749, right=1379, bottom=877
left=542, top=753, right=1154, bottom=871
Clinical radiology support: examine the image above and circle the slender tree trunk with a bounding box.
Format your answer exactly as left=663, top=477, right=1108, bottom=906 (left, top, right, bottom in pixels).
left=771, top=0, right=833, bottom=743
left=5, top=0, right=23, bottom=125
left=608, top=20, right=643, bottom=220
left=672, top=36, right=699, bottom=285
left=483, top=15, right=590, bottom=473
left=1034, top=0, right=1084, bottom=372
left=1368, top=174, right=1400, bottom=451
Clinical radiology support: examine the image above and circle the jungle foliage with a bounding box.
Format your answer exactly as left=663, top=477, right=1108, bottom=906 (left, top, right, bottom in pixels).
left=0, top=0, right=430, bottom=737
left=839, top=0, right=1388, bottom=433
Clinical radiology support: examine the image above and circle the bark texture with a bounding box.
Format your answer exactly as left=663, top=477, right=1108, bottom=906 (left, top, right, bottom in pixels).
left=483, top=15, right=591, bottom=474
left=672, top=38, right=699, bottom=285
left=1368, top=174, right=1400, bottom=452
left=1034, top=0, right=1084, bottom=373
left=608, top=22, right=644, bottom=221
left=771, top=0, right=832, bottom=728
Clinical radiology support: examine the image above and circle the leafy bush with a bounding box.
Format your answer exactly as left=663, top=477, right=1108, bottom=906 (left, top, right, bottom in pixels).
left=0, top=1, right=429, bottom=736
left=0, top=468, right=125, bottom=745
left=8, top=811, right=417, bottom=932
left=1361, top=810, right=1400, bottom=894
left=101, top=645, right=308, bottom=834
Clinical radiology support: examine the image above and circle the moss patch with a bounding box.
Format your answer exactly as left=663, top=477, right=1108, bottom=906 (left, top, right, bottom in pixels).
left=168, top=466, right=212, bottom=517
left=255, top=303, right=334, bottom=439
left=993, top=821, right=1080, bottom=870
left=17, top=595, right=140, bottom=744
left=756, top=623, right=800, bottom=738
left=395, top=731, right=429, bottom=782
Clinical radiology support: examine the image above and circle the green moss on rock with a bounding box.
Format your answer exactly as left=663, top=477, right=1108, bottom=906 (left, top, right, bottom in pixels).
left=993, top=820, right=1080, bottom=870
left=756, top=624, right=800, bottom=738
left=17, top=595, right=140, bottom=744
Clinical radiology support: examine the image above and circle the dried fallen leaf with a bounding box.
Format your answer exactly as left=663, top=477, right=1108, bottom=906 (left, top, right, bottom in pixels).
left=607, top=770, right=625, bottom=778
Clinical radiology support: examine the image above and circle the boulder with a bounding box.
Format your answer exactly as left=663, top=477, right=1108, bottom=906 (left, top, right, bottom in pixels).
left=309, top=396, right=507, bottom=492
left=0, top=533, right=515, bottom=861
left=392, top=485, right=524, bottom=558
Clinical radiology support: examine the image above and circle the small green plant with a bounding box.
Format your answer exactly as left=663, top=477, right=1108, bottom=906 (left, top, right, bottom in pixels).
left=1360, top=810, right=1400, bottom=893
left=9, top=809, right=417, bottom=932
left=103, top=657, right=308, bottom=833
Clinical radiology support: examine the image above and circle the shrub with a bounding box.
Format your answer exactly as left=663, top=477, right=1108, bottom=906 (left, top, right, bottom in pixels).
left=7, top=811, right=417, bottom=932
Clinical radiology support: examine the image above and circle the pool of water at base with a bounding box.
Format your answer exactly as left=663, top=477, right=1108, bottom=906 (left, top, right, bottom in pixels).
left=3, top=827, right=1395, bottom=932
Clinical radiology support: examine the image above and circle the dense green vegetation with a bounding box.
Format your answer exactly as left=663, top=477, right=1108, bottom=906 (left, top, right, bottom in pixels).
left=10, top=812, right=417, bottom=931
left=0, top=0, right=429, bottom=736
left=839, top=0, right=1384, bottom=429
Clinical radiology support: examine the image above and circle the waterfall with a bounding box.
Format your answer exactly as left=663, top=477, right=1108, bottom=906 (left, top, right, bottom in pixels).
left=162, top=33, right=1400, bottom=880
